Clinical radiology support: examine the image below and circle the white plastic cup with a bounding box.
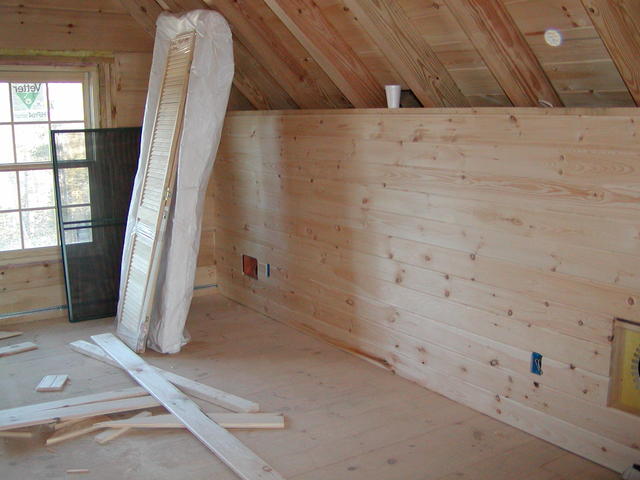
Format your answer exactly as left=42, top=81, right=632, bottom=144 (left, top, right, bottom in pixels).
left=385, top=85, right=401, bottom=108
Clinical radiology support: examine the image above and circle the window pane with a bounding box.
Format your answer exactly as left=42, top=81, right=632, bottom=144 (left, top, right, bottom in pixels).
left=0, top=211, right=22, bottom=251
left=0, top=171, right=18, bottom=210
left=0, top=125, right=14, bottom=164
left=52, top=125, right=86, bottom=161
left=22, top=208, right=57, bottom=248
left=49, top=83, right=84, bottom=121
left=62, top=205, right=93, bottom=244
left=11, top=82, right=48, bottom=122
left=19, top=169, right=54, bottom=208
left=0, top=83, right=10, bottom=122
left=59, top=167, right=90, bottom=206
left=14, top=123, right=50, bottom=163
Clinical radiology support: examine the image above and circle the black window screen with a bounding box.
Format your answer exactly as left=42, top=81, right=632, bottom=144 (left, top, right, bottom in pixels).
left=51, top=127, right=141, bottom=322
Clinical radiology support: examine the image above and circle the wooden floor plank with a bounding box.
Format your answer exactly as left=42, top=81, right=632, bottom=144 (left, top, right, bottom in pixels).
left=0, top=295, right=617, bottom=480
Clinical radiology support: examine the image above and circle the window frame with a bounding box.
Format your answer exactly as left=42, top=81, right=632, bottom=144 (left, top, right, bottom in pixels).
left=0, top=65, right=99, bottom=256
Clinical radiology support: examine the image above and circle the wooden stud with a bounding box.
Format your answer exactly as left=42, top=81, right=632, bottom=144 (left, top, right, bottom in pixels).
left=445, top=0, right=563, bottom=107
left=343, top=0, right=468, bottom=107
left=581, top=0, right=640, bottom=106
left=262, top=0, right=386, bottom=107
left=92, top=333, right=285, bottom=480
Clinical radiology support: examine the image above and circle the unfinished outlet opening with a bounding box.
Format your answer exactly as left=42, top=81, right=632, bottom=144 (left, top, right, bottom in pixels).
left=608, top=318, right=640, bottom=416
left=242, top=254, right=258, bottom=280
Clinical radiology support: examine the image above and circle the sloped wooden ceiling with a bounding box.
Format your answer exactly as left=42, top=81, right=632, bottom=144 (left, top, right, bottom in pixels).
left=3, top=0, right=638, bottom=108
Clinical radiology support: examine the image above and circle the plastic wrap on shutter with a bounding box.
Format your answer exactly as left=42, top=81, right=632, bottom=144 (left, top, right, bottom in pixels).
left=116, top=31, right=196, bottom=352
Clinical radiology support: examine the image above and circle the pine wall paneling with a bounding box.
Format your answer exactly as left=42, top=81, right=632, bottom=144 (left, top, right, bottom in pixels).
left=211, top=109, right=640, bottom=472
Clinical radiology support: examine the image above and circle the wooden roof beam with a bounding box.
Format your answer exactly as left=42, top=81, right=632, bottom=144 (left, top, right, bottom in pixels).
left=233, top=39, right=298, bottom=110
left=581, top=0, right=640, bottom=106
left=262, top=0, right=386, bottom=107
left=445, top=0, right=563, bottom=107
left=343, top=0, right=468, bottom=107
left=202, top=0, right=350, bottom=108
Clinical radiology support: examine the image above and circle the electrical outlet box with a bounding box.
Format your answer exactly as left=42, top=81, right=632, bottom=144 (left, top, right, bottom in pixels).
left=531, top=352, right=543, bottom=375
left=242, top=254, right=258, bottom=279
left=258, top=262, right=271, bottom=278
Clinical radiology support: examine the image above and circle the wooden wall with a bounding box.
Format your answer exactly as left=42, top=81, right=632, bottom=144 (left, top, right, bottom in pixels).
left=212, top=109, right=640, bottom=472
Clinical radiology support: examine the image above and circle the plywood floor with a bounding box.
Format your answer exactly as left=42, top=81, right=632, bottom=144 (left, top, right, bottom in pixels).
left=0, top=294, right=617, bottom=480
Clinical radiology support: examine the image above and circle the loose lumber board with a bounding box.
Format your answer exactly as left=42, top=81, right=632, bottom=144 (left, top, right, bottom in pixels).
left=0, top=386, right=147, bottom=419
left=35, top=375, right=69, bottom=392
left=0, top=331, right=22, bottom=341
left=94, top=411, right=152, bottom=444
left=0, top=396, right=160, bottom=430
left=116, top=31, right=196, bottom=352
left=0, top=342, right=37, bottom=357
left=92, top=333, right=285, bottom=480
left=213, top=109, right=640, bottom=473
left=69, top=340, right=259, bottom=413
left=96, top=413, right=285, bottom=430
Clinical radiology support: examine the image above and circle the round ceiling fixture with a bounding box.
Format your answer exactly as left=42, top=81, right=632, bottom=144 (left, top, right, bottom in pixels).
left=544, top=29, right=563, bottom=47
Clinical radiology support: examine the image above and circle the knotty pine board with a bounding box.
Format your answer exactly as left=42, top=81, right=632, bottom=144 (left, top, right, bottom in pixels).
left=211, top=109, right=640, bottom=472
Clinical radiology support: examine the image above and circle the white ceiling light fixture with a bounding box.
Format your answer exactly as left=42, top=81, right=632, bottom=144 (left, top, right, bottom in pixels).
left=544, top=29, right=563, bottom=47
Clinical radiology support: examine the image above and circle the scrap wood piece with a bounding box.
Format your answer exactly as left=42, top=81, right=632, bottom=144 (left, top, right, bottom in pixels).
left=92, top=333, right=285, bottom=480
left=53, top=418, right=85, bottom=431
left=0, top=331, right=22, bottom=341
left=0, top=341, right=37, bottom=357
left=94, top=411, right=152, bottom=444
left=0, top=431, right=34, bottom=439
left=66, top=469, right=89, bottom=474
left=46, top=415, right=110, bottom=446
left=36, top=375, right=69, bottom=392
left=96, top=412, right=285, bottom=430
left=0, top=386, right=147, bottom=424
left=0, top=395, right=160, bottom=431
left=69, top=340, right=259, bottom=413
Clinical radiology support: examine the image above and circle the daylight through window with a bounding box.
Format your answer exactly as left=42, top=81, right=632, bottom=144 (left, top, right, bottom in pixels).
left=0, top=69, right=95, bottom=252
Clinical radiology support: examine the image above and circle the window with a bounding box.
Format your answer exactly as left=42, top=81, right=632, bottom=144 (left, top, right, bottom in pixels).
left=0, top=67, right=97, bottom=252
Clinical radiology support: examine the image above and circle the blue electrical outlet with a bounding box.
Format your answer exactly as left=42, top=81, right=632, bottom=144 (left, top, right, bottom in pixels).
left=531, top=352, right=543, bottom=375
